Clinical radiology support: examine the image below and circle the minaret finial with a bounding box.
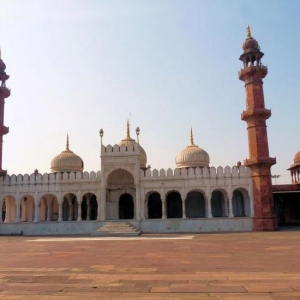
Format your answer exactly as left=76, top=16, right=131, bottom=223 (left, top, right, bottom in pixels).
left=246, top=25, right=252, bottom=38
left=190, top=127, right=194, bottom=146
left=66, top=134, right=69, bottom=150
left=126, top=119, right=130, bottom=138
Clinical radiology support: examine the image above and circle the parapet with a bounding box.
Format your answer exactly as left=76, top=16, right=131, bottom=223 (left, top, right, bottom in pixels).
left=141, top=165, right=250, bottom=178
left=2, top=171, right=101, bottom=185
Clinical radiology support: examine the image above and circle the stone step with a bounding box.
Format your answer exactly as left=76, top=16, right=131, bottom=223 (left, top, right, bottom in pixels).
left=92, top=221, right=142, bottom=236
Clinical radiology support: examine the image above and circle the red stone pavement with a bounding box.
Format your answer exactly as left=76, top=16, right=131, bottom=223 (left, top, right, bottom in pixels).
left=0, top=231, right=300, bottom=299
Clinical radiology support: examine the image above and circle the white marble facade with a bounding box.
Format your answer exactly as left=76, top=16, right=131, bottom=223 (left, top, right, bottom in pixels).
left=0, top=135, right=254, bottom=234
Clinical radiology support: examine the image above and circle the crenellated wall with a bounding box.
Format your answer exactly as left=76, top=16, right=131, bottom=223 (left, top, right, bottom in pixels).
left=141, top=165, right=250, bottom=178
left=102, top=144, right=140, bottom=155
left=2, top=171, right=101, bottom=185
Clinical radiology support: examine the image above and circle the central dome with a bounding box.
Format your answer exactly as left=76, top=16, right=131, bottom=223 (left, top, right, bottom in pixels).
left=118, top=121, right=147, bottom=169
left=175, top=129, right=209, bottom=169
left=51, top=135, right=84, bottom=173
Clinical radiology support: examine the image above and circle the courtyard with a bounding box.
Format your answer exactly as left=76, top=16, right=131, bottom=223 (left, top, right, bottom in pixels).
left=0, top=231, right=299, bottom=299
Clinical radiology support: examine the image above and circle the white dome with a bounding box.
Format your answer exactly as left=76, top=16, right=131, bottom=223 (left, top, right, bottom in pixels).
left=51, top=136, right=84, bottom=173
left=175, top=129, right=209, bottom=169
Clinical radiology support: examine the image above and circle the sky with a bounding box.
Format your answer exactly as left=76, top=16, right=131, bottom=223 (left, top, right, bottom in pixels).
left=0, top=0, right=299, bottom=184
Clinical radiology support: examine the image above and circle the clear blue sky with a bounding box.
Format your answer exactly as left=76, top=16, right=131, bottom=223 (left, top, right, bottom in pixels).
left=0, top=0, right=299, bottom=184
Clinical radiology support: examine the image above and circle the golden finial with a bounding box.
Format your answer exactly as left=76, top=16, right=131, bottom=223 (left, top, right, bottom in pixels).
left=190, top=127, right=195, bottom=146
left=126, top=119, right=131, bottom=138
left=66, top=134, right=69, bottom=150
left=246, top=25, right=252, bottom=38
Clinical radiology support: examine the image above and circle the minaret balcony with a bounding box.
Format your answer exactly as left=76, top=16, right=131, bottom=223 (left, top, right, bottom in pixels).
left=239, top=65, right=268, bottom=81
left=244, top=157, right=276, bottom=168
left=0, top=126, right=9, bottom=135
left=0, top=86, right=10, bottom=98
left=241, top=108, right=271, bottom=121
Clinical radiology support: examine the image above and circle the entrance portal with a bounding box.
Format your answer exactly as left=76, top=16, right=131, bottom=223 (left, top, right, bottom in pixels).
left=119, top=193, right=134, bottom=219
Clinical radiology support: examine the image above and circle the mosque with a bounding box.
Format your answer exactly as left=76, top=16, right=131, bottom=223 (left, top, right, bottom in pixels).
left=0, top=27, right=299, bottom=235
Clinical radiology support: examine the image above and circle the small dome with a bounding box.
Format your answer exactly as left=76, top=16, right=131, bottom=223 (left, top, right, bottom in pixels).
left=51, top=136, right=84, bottom=173
left=242, top=25, right=260, bottom=53
left=294, top=151, right=300, bottom=164
left=175, top=129, right=209, bottom=169
left=118, top=121, right=147, bottom=169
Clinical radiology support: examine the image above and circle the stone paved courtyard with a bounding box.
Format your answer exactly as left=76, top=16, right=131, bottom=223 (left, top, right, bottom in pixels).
left=0, top=231, right=300, bottom=299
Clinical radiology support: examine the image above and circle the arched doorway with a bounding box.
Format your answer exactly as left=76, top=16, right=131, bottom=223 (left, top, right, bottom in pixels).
left=39, top=194, right=59, bottom=222
left=119, top=193, right=134, bottom=219
left=82, top=193, right=98, bottom=220
left=232, top=190, right=245, bottom=217
left=62, top=193, right=78, bottom=221
left=107, top=169, right=135, bottom=220
left=185, top=191, right=205, bottom=218
left=211, top=190, right=227, bottom=217
left=20, top=195, right=35, bottom=222
left=148, top=192, right=162, bottom=219
left=2, top=196, right=16, bottom=222
left=167, top=191, right=182, bottom=218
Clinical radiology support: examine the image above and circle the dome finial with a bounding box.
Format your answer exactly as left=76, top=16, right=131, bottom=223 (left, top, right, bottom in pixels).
left=190, top=127, right=195, bottom=146
left=66, top=134, right=69, bottom=150
left=246, top=25, right=252, bottom=38
left=126, top=119, right=131, bottom=138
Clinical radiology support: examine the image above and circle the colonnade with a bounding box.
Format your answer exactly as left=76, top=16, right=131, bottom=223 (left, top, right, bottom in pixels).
left=1, top=187, right=252, bottom=223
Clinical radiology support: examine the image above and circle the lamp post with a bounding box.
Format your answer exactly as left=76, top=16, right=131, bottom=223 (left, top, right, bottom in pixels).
left=99, top=128, right=104, bottom=145
left=271, top=175, right=281, bottom=185
left=135, top=127, right=140, bottom=144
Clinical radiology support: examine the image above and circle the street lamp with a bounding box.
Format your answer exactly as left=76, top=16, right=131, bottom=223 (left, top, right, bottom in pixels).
left=271, top=175, right=280, bottom=185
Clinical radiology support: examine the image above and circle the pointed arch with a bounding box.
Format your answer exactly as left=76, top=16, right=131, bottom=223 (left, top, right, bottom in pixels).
left=211, top=189, right=229, bottom=217
left=82, top=193, right=98, bottom=220
left=185, top=190, right=206, bottom=218
left=146, top=191, right=162, bottom=219
left=232, top=188, right=251, bottom=217
left=39, top=194, right=59, bottom=221
left=119, top=193, right=134, bottom=219
left=166, top=190, right=182, bottom=218
left=2, top=195, right=16, bottom=223
left=20, top=195, right=35, bottom=222
left=62, top=193, right=78, bottom=221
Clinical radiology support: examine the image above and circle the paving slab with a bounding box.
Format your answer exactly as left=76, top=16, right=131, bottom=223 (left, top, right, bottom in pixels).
left=0, top=231, right=299, bottom=299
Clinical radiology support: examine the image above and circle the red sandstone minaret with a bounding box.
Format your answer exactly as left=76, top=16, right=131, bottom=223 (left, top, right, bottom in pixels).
left=0, top=49, right=10, bottom=176
left=239, top=26, right=278, bottom=231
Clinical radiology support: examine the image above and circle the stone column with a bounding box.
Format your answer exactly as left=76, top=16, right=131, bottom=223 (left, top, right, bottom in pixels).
left=15, top=193, right=20, bottom=223
left=68, top=195, right=73, bottom=221
left=86, top=194, right=91, bottom=220
left=162, top=198, right=166, bottom=219
left=182, top=199, right=186, bottom=219
left=58, top=201, right=63, bottom=222
left=228, top=197, right=234, bottom=217
left=100, top=188, right=106, bottom=221
left=206, top=186, right=212, bottom=218
left=77, top=190, right=82, bottom=221
left=135, top=185, right=140, bottom=221
left=46, top=198, right=52, bottom=221
left=228, top=186, right=234, bottom=217
left=34, top=192, right=39, bottom=222
left=140, top=188, right=145, bottom=220
left=4, top=199, right=9, bottom=223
